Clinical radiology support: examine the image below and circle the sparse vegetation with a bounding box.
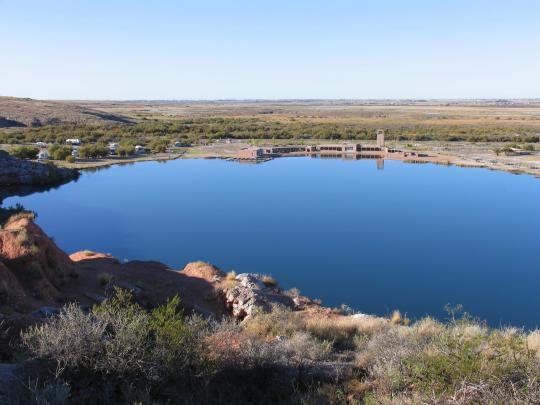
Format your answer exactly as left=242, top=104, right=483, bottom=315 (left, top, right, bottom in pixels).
left=20, top=290, right=210, bottom=403
left=12, top=290, right=540, bottom=404
left=224, top=271, right=238, bottom=288
left=3, top=111, right=540, bottom=149
left=78, top=143, right=109, bottom=159
left=9, top=145, right=39, bottom=159
left=0, top=204, right=36, bottom=228
left=48, top=144, right=72, bottom=161
left=148, top=138, right=169, bottom=153
left=261, top=274, right=278, bottom=287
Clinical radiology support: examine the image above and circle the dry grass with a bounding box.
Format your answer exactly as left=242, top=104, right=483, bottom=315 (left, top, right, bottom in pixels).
left=15, top=228, right=31, bottom=246
left=0, top=96, right=130, bottom=127
left=527, top=330, right=540, bottom=358
left=305, top=315, right=388, bottom=349
left=261, top=275, right=277, bottom=288
left=223, top=271, right=238, bottom=289
left=243, top=305, right=303, bottom=338
left=5, top=211, right=36, bottom=226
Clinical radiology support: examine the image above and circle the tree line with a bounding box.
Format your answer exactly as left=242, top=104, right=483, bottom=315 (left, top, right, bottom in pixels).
left=1, top=118, right=539, bottom=147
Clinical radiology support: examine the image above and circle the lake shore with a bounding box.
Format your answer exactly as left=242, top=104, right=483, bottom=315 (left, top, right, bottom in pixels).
left=46, top=141, right=540, bottom=178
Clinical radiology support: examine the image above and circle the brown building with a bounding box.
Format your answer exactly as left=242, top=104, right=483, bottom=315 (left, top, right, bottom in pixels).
left=238, top=147, right=264, bottom=159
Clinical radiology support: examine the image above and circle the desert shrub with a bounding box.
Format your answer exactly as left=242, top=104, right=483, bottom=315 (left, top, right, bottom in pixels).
left=116, top=143, right=134, bottom=157
left=306, top=315, right=388, bottom=350
left=48, top=144, right=71, bottom=160
left=224, top=271, right=238, bottom=288
left=21, top=289, right=212, bottom=403
left=234, top=336, right=287, bottom=368
left=261, top=275, right=278, bottom=288
left=527, top=330, right=540, bottom=359
left=22, top=303, right=107, bottom=374
left=148, top=138, right=169, bottom=153
left=243, top=305, right=303, bottom=338
left=9, top=145, right=39, bottom=159
left=277, top=332, right=331, bottom=363
left=148, top=296, right=211, bottom=376
left=390, top=309, right=410, bottom=326
left=78, top=144, right=109, bottom=159
left=353, top=315, right=540, bottom=404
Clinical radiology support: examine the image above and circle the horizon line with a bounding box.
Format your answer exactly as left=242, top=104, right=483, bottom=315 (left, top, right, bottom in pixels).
left=3, top=96, right=540, bottom=103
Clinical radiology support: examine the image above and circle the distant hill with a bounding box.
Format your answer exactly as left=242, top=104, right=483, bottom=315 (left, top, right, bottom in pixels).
left=0, top=97, right=133, bottom=127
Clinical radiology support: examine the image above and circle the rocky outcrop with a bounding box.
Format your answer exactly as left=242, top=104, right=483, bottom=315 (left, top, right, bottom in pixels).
left=0, top=150, right=79, bottom=187
left=0, top=216, right=79, bottom=313
left=224, top=273, right=295, bottom=320
left=182, top=261, right=225, bottom=282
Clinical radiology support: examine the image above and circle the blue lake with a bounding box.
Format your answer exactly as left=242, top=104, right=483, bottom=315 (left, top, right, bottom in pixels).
left=4, top=157, right=540, bottom=328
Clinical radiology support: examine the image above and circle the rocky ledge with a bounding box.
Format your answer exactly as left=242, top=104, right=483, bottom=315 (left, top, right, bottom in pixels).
left=225, top=273, right=295, bottom=319
left=0, top=150, right=79, bottom=187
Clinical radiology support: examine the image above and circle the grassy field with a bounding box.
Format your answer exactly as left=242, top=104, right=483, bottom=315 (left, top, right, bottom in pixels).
left=2, top=100, right=540, bottom=145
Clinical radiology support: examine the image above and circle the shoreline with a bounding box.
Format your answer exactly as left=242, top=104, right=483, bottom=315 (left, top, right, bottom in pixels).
left=49, top=144, right=540, bottom=178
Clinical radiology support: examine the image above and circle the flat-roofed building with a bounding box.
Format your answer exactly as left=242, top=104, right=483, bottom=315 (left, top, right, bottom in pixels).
left=238, top=147, right=264, bottom=159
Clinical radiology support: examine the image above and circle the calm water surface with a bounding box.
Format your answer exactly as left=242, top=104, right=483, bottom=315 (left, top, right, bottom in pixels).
left=5, top=158, right=540, bottom=327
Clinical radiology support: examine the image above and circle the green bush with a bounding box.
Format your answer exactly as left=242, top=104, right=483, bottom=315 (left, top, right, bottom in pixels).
left=78, top=144, right=109, bottom=159
left=48, top=144, right=72, bottom=160
left=21, top=288, right=211, bottom=403
left=116, top=143, right=134, bottom=157
left=9, top=146, right=39, bottom=159
left=148, top=138, right=169, bottom=153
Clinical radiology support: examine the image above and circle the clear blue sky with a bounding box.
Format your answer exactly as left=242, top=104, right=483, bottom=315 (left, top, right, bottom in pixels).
left=1, top=0, right=539, bottom=100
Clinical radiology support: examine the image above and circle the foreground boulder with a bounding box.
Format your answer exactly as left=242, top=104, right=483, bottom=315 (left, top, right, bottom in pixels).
left=224, top=273, right=294, bottom=320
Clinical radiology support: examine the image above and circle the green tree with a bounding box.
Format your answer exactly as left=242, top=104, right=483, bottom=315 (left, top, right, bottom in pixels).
left=49, top=144, right=72, bottom=160
left=9, top=146, right=39, bottom=159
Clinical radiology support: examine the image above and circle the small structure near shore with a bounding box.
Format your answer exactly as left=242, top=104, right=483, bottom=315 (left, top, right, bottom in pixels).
left=235, top=130, right=414, bottom=162
left=237, top=147, right=264, bottom=160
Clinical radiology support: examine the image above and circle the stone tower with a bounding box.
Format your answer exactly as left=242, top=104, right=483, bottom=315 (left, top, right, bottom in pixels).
left=376, top=129, right=385, bottom=148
